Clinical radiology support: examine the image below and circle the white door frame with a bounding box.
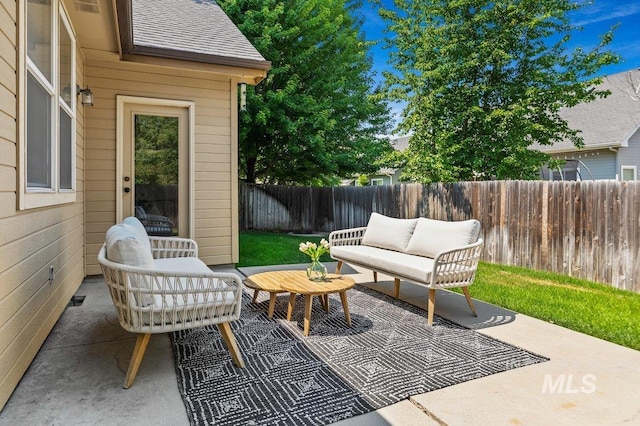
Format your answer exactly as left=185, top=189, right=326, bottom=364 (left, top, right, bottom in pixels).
left=116, top=95, right=196, bottom=237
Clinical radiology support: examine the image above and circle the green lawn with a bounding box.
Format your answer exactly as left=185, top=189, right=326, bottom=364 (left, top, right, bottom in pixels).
left=458, top=263, right=640, bottom=350
left=238, top=231, right=640, bottom=351
left=238, top=231, right=332, bottom=267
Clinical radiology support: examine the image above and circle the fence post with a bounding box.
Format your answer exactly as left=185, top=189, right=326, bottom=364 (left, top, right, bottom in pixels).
left=541, top=181, right=549, bottom=266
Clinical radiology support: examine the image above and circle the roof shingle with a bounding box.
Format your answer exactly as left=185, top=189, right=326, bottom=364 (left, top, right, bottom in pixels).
left=540, top=69, right=640, bottom=153
left=122, top=0, right=270, bottom=70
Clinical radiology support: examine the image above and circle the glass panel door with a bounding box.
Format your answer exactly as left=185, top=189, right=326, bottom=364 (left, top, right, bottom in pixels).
left=121, top=101, right=189, bottom=237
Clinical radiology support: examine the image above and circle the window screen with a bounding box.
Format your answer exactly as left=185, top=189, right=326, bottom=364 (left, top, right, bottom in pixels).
left=27, top=73, right=52, bottom=188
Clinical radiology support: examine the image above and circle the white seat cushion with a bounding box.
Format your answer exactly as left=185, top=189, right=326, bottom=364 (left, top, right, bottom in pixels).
left=331, top=245, right=435, bottom=283
left=406, top=218, right=480, bottom=258
left=132, top=257, right=234, bottom=316
left=126, top=257, right=236, bottom=324
left=153, top=257, right=214, bottom=275
left=147, top=276, right=237, bottom=326
left=361, top=213, right=418, bottom=252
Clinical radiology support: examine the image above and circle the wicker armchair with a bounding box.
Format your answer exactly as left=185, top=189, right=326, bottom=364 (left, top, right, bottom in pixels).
left=98, top=218, right=244, bottom=388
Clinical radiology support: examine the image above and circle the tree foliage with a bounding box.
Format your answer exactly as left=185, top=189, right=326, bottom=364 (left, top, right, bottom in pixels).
left=134, top=115, right=178, bottom=185
left=381, top=0, right=619, bottom=183
left=218, top=0, right=392, bottom=185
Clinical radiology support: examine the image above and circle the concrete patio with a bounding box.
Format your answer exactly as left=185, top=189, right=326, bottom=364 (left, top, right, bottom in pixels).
left=1, top=262, right=638, bottom=425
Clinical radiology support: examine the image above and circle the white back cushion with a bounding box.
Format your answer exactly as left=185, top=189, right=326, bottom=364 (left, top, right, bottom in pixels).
left=122, top=216, right=151, bottom=253
left=105, top=223, right=155, bottom=268
left=406, top=218, right=481, bottom=258
left=361, top=213, right=418, bottom=252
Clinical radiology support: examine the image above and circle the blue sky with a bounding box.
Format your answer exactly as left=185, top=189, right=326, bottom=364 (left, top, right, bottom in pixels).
left=356, top=0, right=640, bottom=129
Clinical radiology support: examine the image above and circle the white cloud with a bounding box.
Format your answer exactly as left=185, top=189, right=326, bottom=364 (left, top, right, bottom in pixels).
left=573, top=2, right=640, bottom=26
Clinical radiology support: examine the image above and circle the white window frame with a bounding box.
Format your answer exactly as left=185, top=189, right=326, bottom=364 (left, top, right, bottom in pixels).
left=18, top=0, right=76, bottom=210
left=621, top=165, right=637, bottom=181
left=370, top=178, right=384, bottom=186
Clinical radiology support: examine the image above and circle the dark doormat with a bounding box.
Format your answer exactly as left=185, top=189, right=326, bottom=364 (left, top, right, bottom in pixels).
left=172, top=286, right=548, bottom=425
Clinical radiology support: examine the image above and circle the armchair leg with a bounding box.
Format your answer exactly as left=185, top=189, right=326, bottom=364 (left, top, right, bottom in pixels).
left=124, top=333, right=151, bottom=389
left=394, top=278, right=400, bottom=298
left=217, top=322, right=245, bottom=368
left=461, top=287, right=478, bottom=317
left=427, top=289, right=436, bottom=326
left=335, top=261, right=343, bottom=274
left=373, top=271, right=378, bottom=283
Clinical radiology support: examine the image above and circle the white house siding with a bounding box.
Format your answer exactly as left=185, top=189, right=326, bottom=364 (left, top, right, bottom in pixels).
left=553, top=149, right=617, bottom=180
left=84, top=52, right=237, bottom=275
left=366, top=174, right=392, bottom=186
left=0, top=0, right=86, bottom=410
left=616, top=129, right=640, bottom=180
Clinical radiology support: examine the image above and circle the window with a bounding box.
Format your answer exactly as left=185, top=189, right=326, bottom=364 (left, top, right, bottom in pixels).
left=370, top=178, right=384, bottom=186
left=20, top=0, right=76, bottom=209
left=621, top=166, right=636, bottom=181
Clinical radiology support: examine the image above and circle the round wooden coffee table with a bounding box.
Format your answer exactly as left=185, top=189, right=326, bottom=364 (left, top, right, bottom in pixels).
left=279, top=271, right=355, bottom=336
left=244, top=270, right=355, bottom=336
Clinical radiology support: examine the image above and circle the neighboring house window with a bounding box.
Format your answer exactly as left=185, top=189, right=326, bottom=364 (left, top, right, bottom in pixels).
left=19, top=0, right=76, bottom=209
left=370, top=178, right=384, bottom=186
left=621, top=166, right=637, bottom=181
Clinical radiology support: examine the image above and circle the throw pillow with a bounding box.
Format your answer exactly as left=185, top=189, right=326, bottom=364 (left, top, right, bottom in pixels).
left=105, top=223, right=155, bottom=269
left=122, top=216, right=152, bottom=254
left=361, top=212, right=418, bottom=252
left=405, top=218, right=481, bottom=258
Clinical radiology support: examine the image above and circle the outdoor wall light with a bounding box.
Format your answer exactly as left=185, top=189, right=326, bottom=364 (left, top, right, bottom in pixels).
left=239, top=83, right=247, bottom=111
left=76, top=85, right=94, bottom=106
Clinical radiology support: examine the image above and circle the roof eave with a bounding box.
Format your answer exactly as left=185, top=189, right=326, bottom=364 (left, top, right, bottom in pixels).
left=129, top=45, right=271, bottom=72
left=115, top=0, right=271, bottom=83
left=620, top=123, right=640, bottom=148
left=538, top=140, right=625, bottom=154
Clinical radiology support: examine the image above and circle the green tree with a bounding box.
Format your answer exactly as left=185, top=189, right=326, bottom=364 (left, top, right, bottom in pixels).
left=218, top=0, right=392, bottom=185
left=357, top=174, right=370, bottom=186
left=134, top=115, right=178, bottom=185
left=381, top=0, right=619, bottom=183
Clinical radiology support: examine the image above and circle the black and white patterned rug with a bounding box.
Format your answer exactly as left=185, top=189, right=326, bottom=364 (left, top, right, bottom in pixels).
left=172, top=286, right=548, bottom=425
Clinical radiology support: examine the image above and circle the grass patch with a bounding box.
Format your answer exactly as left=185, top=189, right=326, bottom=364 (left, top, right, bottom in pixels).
left=237, top=231, right=332, bottom=267
left=459, top=263, right=640, bottom=350
left=238, top=231, right=640, bottom=351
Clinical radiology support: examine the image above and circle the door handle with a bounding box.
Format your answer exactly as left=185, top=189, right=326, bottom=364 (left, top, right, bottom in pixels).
left=124, top=187, right=131, bottom=193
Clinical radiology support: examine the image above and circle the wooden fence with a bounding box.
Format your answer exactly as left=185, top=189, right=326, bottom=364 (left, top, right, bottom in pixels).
left=240, top=181, right=640, bottom=292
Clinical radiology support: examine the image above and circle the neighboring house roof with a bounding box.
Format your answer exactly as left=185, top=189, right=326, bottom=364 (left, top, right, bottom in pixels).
left=376, top=135, right=410, bottom=176
left=116, top=0, right=271, bottom=72
left=538, top=69, right=640, bottom=154
left=391, top=136, right=410, bottom=152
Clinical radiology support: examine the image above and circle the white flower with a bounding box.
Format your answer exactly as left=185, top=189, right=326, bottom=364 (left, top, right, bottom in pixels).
left=299, top=239, right=329, bottom=260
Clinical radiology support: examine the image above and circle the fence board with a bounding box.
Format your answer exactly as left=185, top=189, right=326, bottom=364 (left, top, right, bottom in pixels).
left=240, top=181, right=640, bottom=292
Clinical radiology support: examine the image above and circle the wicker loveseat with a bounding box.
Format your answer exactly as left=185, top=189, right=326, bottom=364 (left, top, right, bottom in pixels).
left=97, top=217, right=245, bottom=388
left=329, top=213, right=484, bottom=325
